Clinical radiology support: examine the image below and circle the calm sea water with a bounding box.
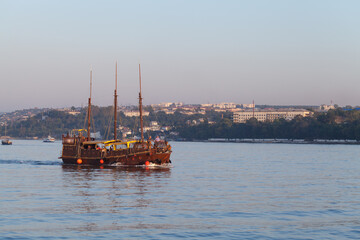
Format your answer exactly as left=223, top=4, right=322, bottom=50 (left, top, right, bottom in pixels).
left=1, top=140, right=360, bottom=239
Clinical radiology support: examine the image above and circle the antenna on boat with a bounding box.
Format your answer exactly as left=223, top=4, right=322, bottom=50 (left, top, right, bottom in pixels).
left=87, top=67, right=92, bottom=141
left=114, top=61, right=118, bottom=140
left=138, top=64, right=144, bottom=142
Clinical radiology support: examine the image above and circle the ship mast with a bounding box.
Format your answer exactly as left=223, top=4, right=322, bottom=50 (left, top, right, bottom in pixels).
left=114, top=61, right=118, bottom=140
left=87, top=68, right=92, bottom=141
left=138, top=64, right=144, bottom=142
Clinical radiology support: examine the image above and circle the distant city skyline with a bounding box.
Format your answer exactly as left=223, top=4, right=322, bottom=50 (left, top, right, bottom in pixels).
left=0, top=101, right=341, bottom=114
left=1, top=0, right=359, bottom=112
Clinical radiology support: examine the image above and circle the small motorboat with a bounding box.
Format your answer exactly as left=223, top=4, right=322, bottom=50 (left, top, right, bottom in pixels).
left=43, top=135, right=55, bottom=143
left=2, top=139, right=12, bottom=145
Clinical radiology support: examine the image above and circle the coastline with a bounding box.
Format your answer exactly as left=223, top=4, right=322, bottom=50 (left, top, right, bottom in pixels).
left=5, top=138, right=360, bottom=145
left=175, top=138, right=360, bottom=145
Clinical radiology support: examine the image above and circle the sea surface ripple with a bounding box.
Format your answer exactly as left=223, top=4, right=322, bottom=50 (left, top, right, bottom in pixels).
left=0, top=140, right=359, bottom=239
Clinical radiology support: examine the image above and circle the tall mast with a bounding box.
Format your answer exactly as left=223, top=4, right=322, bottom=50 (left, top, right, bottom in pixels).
left=87, top=68, right=92, bottom=141
left=138, top=64, right=144, bottom=142
left=114, top=61, right=118, bottom=140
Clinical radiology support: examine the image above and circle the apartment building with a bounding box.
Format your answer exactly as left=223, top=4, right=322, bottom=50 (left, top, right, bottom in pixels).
left=233, top=109, right=311, bottom=123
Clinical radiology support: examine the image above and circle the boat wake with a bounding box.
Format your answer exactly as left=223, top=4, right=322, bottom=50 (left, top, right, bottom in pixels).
left=110, top=162, right=173, bottom=169
left=0, top=159, right=62, bottom=166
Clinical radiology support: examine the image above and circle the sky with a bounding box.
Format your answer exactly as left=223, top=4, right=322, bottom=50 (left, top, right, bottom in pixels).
left=1, top=0, right=359, bottom=112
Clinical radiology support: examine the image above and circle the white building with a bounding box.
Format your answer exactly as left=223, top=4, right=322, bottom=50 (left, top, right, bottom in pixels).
left=150, top=121, right=160, bottom=131
left=152, top=102, right=183, bottom=108
left=163, top=110, right=175, bottom=114
left=319, top=104, right=335, bottom=111
left=68, top=111, right=81, bottom=115
left=215, top=102, right=237, bottom=109
left=123, top=111, right=150, bottom=117
left=242, top=103, right=255, bottom=109
left=201, top=103, right=213, bottom=108
left=201, top=103, right=238, bottom=109
left=233, top=109, right=311, bottom=123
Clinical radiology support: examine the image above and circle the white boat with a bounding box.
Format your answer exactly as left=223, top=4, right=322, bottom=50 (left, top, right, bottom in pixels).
left=43, top=135, right=55, bottom=142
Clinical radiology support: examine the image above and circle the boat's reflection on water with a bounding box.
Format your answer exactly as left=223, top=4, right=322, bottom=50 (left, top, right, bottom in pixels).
left=62, top=163, right=172, bottom=174
left=60, top=164, right=172, bottom=232
left=61, top=164, right=172, bottom=189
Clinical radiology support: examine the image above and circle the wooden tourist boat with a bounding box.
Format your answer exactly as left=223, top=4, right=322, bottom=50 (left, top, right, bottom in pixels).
left=60, top=64, right=172, bottom=166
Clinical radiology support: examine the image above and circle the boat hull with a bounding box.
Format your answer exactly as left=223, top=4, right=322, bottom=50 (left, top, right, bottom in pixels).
left=62, top=153, right=171, bottom=166
left=61, top=144, right=171, bottom=166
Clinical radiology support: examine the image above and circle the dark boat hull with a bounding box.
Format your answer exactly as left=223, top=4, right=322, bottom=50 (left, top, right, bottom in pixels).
left=61, top=145, right=171, bottom=166
left=62, top=154, right=171, bottom=165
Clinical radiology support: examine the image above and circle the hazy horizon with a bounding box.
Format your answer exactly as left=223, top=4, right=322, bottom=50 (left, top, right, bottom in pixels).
left=1, top=0, right=359, bottom=112
left=0, top=101, right=350, bottom=114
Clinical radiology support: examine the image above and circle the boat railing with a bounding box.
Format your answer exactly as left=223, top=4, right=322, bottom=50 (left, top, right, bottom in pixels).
left=70, top=129, right=87, bottom=136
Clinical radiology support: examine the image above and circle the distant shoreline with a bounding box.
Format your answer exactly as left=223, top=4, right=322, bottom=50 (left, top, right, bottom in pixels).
left=175, top=138, right=360, bottom=145
left=5, top=138, right=360, bottom=145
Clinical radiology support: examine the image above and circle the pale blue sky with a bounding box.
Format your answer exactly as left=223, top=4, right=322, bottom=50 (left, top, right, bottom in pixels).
left=1, top=0, right=359, bottom=112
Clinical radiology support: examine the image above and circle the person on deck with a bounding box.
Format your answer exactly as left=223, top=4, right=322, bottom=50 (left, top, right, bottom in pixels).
left=147, top=136, right=152, bottom=149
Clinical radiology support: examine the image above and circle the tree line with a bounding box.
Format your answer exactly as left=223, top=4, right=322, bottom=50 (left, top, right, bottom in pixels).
left=3, top=107, right=360, bottom=141
left=3, top=106, right=218, bottom=139
left=177, top=108, right=360, bottom=141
